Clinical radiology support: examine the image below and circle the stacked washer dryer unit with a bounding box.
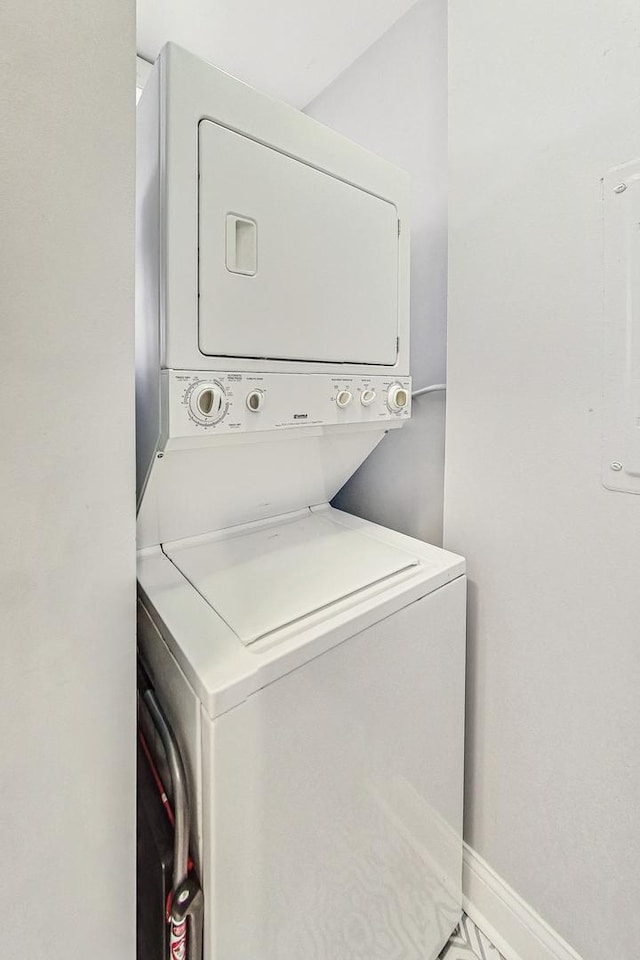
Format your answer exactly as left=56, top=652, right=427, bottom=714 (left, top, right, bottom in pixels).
left=137, top=43, right=466, bottom=960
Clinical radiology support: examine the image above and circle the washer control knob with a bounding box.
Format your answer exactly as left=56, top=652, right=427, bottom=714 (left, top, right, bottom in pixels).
left=387, top=384, right=409, bottom=412
left=360, top=389, right=376, bottom=406
left=246, top=389, right=264, bottom=412
left=336, top=389, right=353, bottom=409
left=190, top=382, right=225, bottom=422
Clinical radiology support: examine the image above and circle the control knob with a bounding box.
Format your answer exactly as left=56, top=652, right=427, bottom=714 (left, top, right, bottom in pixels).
left=387, top=384, right=409, bottom=413
left=190, top=382, right=226, bottom=423
left=246, top=390, right=264, bottom=412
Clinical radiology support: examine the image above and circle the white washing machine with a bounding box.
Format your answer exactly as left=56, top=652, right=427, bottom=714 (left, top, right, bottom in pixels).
left=136, top=43, right=465, bottom=960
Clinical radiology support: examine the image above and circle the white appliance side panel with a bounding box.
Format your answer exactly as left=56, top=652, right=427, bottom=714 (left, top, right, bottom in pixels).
left=198, top=121, right=399, bottom=365
left=202, top=577, right=466, bottom=960
left=135, top=63, right=162, bottom=503
left=138, top=599, right=204, bottom=872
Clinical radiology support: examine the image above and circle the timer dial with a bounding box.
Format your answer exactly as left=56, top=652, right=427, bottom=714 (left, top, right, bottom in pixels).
left=190, top=382, right=226, bottom=423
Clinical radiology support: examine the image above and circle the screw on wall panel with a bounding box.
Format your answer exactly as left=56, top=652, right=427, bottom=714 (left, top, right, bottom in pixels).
left=157, top=452, right=164, bottom=459
left=614, top=183, right=627, bottom=194
left=610, top=461, right=623, bottom=471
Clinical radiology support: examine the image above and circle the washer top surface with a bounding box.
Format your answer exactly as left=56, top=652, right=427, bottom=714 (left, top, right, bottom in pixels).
left=163, top=511, right=418, bottom=645
left=138, top=505, right=465, bottom=718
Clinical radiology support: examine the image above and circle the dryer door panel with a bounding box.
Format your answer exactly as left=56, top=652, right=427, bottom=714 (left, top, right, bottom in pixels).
left=198, top=120, right=399, bottom=365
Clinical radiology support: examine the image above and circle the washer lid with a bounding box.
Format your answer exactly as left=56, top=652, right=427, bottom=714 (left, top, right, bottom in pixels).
left=162, top=512, right=419, bottom=645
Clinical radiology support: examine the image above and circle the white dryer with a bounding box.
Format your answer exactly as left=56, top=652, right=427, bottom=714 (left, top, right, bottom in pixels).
left=136, top=43, right=465, bottom=960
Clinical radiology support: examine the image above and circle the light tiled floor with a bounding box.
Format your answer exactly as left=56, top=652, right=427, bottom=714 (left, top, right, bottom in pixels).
left=439, top=913, right=506, bottom=960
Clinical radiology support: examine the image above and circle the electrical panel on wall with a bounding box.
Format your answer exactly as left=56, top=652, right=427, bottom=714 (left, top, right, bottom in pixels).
left=602, top=159, right=640, bottom=495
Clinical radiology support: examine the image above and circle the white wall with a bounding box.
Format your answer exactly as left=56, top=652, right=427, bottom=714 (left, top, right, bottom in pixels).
left=305, top=0, right=448, bottom=545
left=445, top=2, right=640, bottom=957
left=0, top=2, right=136, bottom=956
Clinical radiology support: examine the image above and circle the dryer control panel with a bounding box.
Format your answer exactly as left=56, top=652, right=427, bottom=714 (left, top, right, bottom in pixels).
left=164, top=371, right=411, bottom=438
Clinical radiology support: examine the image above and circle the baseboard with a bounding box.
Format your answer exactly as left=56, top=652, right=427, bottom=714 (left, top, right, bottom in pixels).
left=462, top=844, right=584, bottom=960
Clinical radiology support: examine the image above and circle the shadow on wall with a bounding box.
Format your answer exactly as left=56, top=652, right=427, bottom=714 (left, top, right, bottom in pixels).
left=333, top=393, right=446, bottom=546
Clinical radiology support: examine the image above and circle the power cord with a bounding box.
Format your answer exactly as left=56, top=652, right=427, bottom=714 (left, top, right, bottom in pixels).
left=411, top=383, right=446, bottom=398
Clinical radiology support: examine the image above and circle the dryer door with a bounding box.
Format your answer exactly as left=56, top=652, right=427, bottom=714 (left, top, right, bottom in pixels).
left=198, top=120, right=399, bottom=365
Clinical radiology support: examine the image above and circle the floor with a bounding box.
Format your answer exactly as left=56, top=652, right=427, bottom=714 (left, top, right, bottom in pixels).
left=439, top=913, right=506, bottom=960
